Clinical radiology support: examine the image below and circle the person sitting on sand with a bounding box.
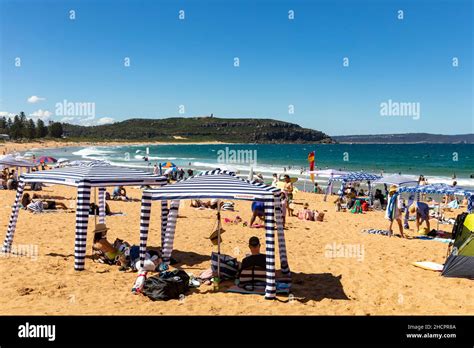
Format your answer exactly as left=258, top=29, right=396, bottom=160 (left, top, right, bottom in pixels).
left=6, top=170, right=18, bottom=190
left=250, top=201, right=265, bottom=227
left=346, top=188, right=357, bottom=210
left=238, top=236, right=266, bottom=289
left=297, top=202, right=314, bottom=221
left=409, top=201, right=431, bottom=233
left=385, top=185, right=405, bottom=238
left=89, top=202, right=118, bottom=216
left=112, top=186, right=129, bottom=201
left=313, top=182, right=322, bottom=194
left=374, top=189, right=386, bottom=209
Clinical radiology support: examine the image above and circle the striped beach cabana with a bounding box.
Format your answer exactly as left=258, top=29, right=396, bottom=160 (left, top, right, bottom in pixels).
left=324, top=171, right=382, bottom=202
left=138, top=169, right=291, bottom=300
left=397, top=183, right=474, bottom=212
left=2, top=162, right=167, bottom=270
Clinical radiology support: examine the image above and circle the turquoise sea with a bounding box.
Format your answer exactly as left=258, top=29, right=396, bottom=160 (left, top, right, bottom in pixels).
left=25, top=143, right=474, bottom=188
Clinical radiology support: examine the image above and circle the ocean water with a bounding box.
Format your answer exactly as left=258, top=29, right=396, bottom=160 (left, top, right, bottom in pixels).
left=26, top=143, right=474, bottom=188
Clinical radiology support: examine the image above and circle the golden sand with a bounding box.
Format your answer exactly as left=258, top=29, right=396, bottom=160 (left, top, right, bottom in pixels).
left=0, top=183, right=472, bottom=315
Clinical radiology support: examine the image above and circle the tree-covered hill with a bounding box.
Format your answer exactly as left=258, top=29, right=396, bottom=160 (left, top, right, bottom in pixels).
left=62, top=117, right=335, bottom=143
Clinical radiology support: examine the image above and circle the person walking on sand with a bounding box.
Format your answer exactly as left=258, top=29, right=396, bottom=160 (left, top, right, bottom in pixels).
left=385, top=185, right=405, bottom=238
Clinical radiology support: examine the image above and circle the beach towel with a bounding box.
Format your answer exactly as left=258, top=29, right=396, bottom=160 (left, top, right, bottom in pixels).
left=414, top=236, right=453, bottom=244
left=412, top=261, right=444, bottom=272
left=361, top=229, right=390, bottom=236
left=226, top=283, right=290, bottom=295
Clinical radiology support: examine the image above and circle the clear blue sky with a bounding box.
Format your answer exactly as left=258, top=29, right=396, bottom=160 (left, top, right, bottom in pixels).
left=0, top=0, right=472, bottom=135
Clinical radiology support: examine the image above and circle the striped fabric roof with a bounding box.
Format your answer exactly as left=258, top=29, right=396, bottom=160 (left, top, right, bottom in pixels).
left=19, top=163, right=167, bottom=187
left=0, top=156, right=36, bottom=168
left=330, top=171, right=382, bottom=182
left=144, top=169, right=280, bottom=201
left=398, top=183, right=473, bottom=197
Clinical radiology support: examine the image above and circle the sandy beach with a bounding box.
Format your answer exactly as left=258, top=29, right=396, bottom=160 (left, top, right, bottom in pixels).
left=0, top=139, right=227, bottom=156
left=0, top=178, right=472, bottom=315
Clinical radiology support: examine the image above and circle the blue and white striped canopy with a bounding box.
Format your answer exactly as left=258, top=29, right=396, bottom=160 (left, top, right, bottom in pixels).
left=330, top=171, right=382, bottom=183
left=19, top=163, right=167, bottom=187
left=398, top=183, right=473, bottom=196
left=144, top=169, right=280, bottom=201
left=0, top=156, right=36, bottom=168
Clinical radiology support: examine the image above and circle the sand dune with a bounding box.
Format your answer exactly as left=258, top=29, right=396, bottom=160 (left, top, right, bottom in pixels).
left=0, top=184, right=472, bottom=315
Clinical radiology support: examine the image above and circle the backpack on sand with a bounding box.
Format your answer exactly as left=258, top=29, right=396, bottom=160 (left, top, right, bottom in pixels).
left=142, top=269, right=190, bottom=301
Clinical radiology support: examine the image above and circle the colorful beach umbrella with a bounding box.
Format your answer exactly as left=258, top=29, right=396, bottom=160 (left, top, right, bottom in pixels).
left=161, top=161, right=176, bottom=168
left=35, top=156, right=57, bottom=164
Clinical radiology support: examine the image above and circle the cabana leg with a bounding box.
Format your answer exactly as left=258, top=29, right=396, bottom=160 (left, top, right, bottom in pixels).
left=162, top=200, right=179, bottom=264
left=139, top=191, right=153, bottom=269
left=160, top=200, right=169, bottom=249
left=264, top=199, right=276, bottom=300
left=98, top=187, right=106, bottom=224
left=74, top=182, right=91, bottom=270
left=274, top=197, right=290, bottom=276
left=2, top=179, right=25, bottom=253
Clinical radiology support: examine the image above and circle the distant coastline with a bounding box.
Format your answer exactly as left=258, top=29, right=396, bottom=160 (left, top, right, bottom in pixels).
left=333, top=133, right=474, bottom=144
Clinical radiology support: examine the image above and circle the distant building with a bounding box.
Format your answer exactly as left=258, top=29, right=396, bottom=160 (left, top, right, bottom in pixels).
left=0, top=134, right=9, bottom=140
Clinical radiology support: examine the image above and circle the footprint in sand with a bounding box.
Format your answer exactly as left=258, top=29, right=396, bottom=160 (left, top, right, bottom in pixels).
left=17, top=287, right=34, bottom=296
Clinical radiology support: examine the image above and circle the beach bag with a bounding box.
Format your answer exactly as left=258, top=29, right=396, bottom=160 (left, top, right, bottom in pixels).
left=452, top=212, right=468, bottom=240
left=361, top=201, right=369, bottom=212
left=211, top=252, right=238, bottom=279
left=142, top=270, right=190, bottom=301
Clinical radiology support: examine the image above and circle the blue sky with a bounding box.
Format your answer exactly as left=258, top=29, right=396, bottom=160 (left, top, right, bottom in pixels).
left=0, top=0, right=472, bottom=135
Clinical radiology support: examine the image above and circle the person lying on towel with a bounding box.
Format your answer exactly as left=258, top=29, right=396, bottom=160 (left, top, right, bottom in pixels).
left=238, top=236, right=267, bottom=290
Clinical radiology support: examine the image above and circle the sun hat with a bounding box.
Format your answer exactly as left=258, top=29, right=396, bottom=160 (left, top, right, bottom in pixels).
left=93, top=223, right=109, bottom=234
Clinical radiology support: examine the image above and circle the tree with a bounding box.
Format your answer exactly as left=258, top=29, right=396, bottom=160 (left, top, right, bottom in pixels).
left=0, top=116, right=8, bottom=134
left=10, top=115, right=22, bottom=139
left=19, top=112, right=27, bottom=138
left=48, top=121, right=63, bottom=138
left=36, top=119, right=48, bottom=138
left=25, top=119, right=37, bottom=139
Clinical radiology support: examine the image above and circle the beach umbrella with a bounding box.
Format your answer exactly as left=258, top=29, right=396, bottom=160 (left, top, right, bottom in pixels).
left=164, top=167, right=177, bottom=175
left=35, top=156, right=57, bottom=164
left=0, top=155, right=36, bottom=168
left=161, top=161, right=176, bottom=168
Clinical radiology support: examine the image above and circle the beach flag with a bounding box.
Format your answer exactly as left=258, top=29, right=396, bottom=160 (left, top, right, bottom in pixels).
left=308, top=151, right=315, bottom=182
